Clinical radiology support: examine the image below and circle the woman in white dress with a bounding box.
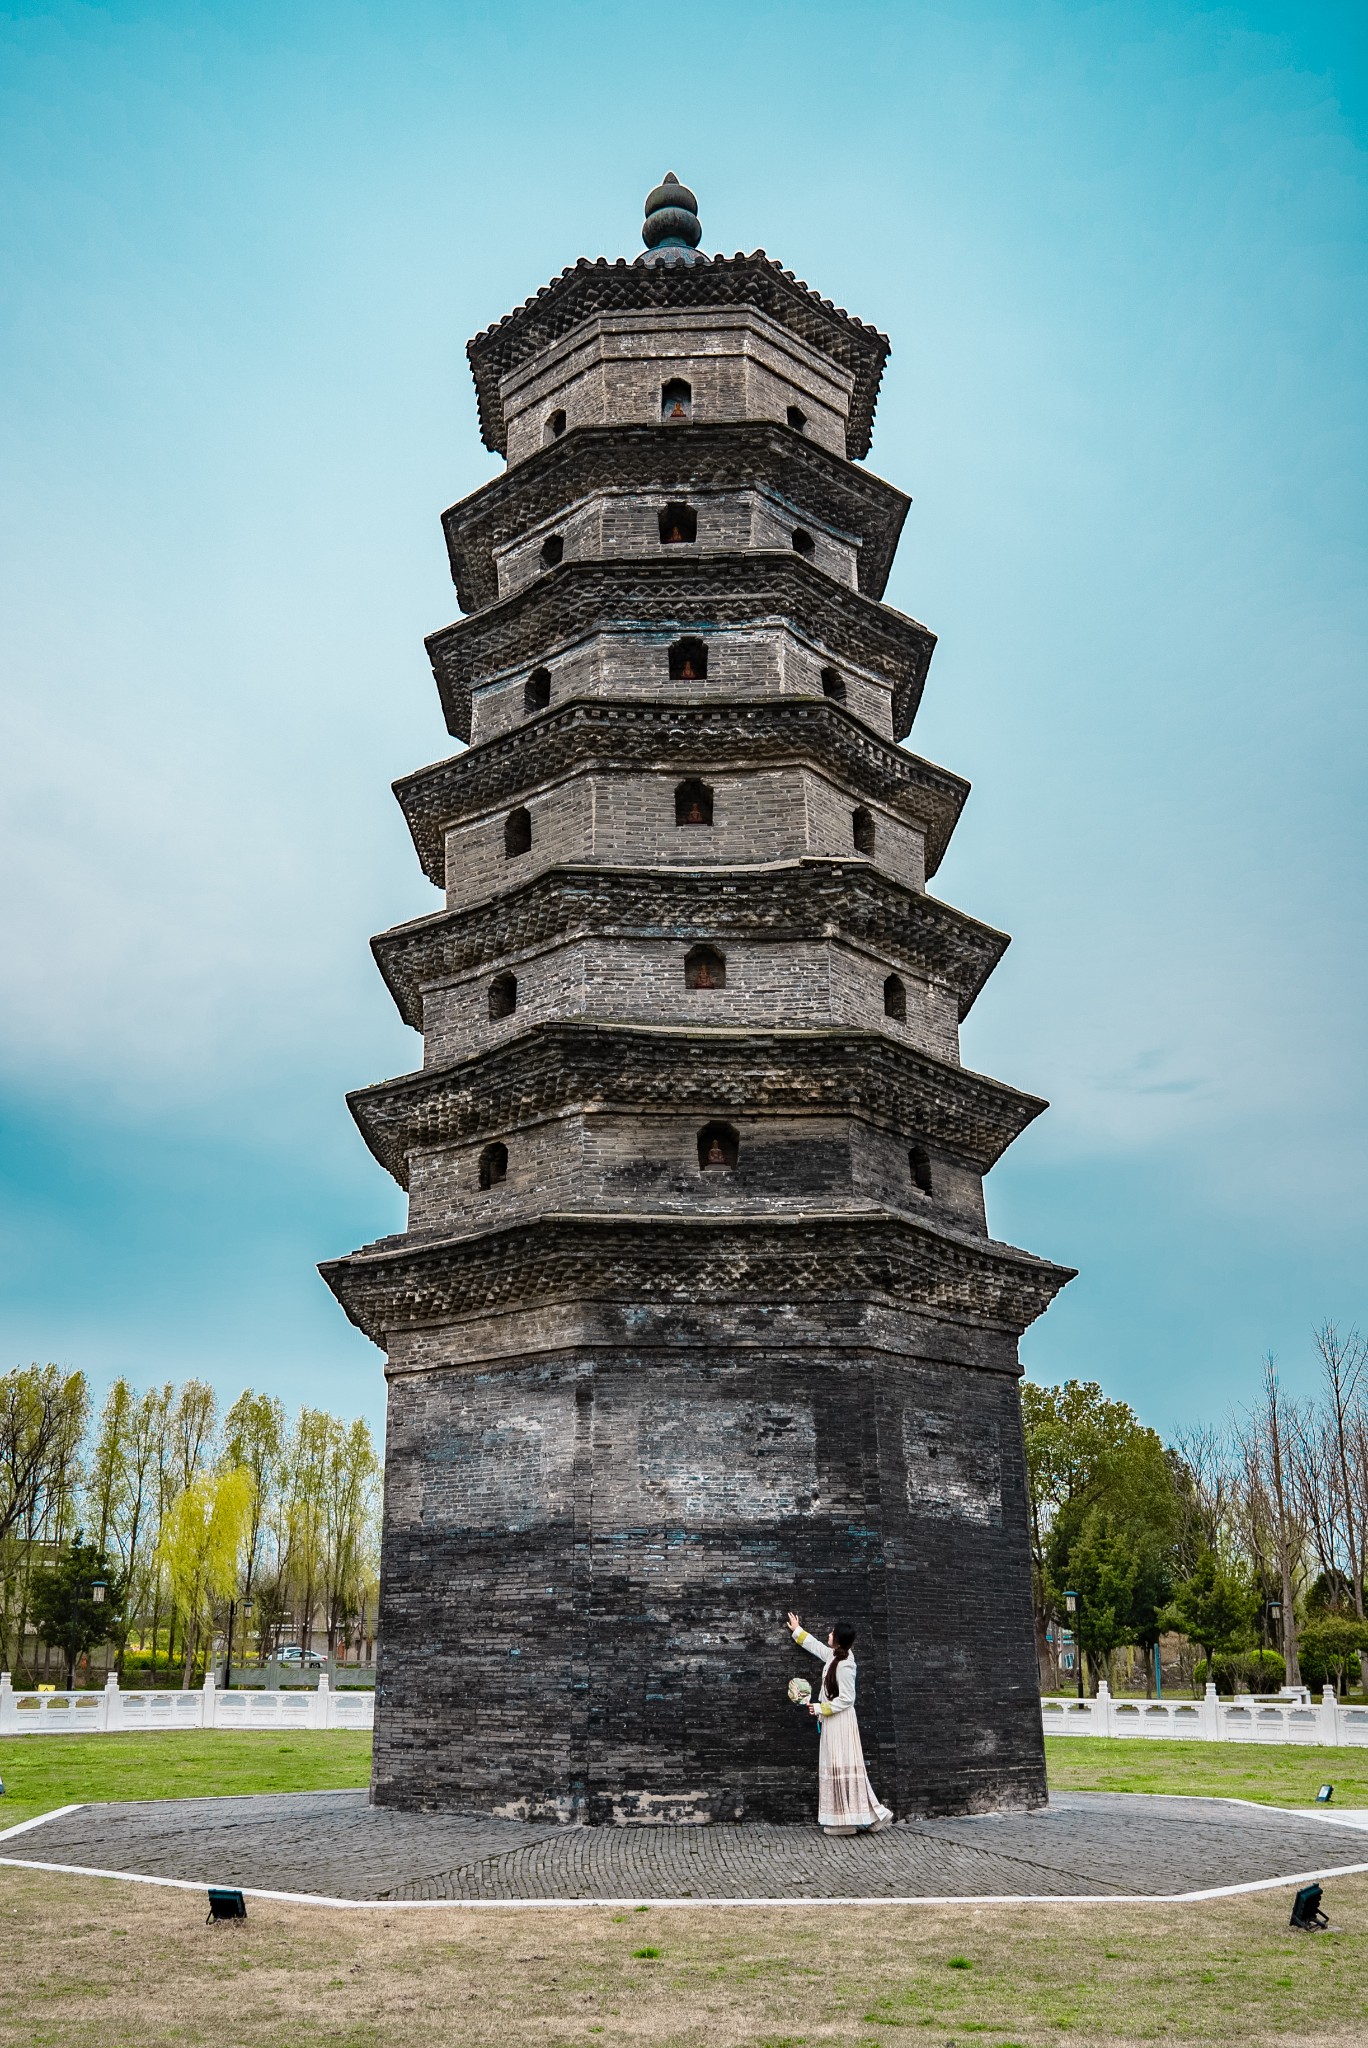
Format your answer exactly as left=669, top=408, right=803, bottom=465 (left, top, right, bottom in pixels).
left=787, top=1611, right=893, bottom=1835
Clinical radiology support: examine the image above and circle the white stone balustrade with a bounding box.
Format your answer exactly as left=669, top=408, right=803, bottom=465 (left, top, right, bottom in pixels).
left=1042, top=1678, right=1368, bottom=1746
left=4, top=1666, right=1362, bottom=1747
left=0, top=1667, right=373, bottom=1734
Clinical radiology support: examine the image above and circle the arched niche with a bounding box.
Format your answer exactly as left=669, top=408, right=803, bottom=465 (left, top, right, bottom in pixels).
left=684, top=944, right=726, bottom=990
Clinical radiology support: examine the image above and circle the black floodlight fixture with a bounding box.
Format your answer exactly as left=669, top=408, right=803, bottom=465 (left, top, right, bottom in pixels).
left=206, top=1888, right=247, bottom=1923
left=0, top=1774, right=6, bottom=1797
left=1317, top=1783, right=1334, bottom=1803
left=1289, top=1883, right=1328, bottom=1931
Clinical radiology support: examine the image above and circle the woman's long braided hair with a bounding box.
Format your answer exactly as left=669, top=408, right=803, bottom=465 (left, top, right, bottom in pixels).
left=824, top=1624, right=857, bottom=1698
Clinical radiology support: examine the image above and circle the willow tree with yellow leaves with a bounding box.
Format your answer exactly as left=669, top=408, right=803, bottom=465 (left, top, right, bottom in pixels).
left=156, top=1466, right=254, bottom=1688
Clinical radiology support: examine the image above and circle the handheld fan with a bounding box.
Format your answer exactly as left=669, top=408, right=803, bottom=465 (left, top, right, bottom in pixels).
left=787, top=1676, right=812, bottom=1705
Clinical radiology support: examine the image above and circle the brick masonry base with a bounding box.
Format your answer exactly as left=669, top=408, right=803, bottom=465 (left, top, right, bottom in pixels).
left=371, top=1329, right=1047, bottom=1823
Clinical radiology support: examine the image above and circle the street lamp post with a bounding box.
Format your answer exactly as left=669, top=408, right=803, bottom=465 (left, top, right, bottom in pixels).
left=1064, top=1590, right=1082, bottom=1699
left=67, top=1572, right=107, bottom=1690
left=224, top=1596, right=254, bottom=1691
left=90, top=1578, right=106, bottom=1684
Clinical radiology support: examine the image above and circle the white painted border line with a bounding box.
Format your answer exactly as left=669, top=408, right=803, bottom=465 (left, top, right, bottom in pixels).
left=3, top=1852, right=1368, bottom=1911
left=0, top=1804, right=84, bottom=1843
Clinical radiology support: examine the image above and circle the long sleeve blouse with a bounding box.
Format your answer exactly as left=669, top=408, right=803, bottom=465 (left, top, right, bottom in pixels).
left=792, top=1625, right=856, bottom=1716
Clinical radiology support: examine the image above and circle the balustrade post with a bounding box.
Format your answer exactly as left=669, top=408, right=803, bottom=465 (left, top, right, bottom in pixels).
left=1319, top=1684, right=1340, bottom=1746
left=1092, top=1678, right=1113, bottom=1736
left=202, top=1666, right=216, bottom=1729
left=315, top=1671, right=330, bottom=1729
left=101, top=1669, right=118, bottom=1731
left=1199, top=1681, right=1221, bottom=1741
left=0, top=1669, right=12, bottom=1735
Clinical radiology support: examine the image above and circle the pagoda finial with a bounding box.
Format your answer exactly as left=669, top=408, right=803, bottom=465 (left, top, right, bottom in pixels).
left=639, top=172, right=705, bottom=266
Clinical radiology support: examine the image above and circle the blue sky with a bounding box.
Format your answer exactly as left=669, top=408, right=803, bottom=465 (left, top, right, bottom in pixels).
left=2, top=0, right=1364, bottom=1440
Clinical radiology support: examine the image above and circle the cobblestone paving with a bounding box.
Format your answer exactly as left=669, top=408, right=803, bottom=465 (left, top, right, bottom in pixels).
left=5, top=1791, right=1366, bottom=1902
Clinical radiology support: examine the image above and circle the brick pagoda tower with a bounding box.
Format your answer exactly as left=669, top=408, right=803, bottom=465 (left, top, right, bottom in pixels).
left=322, top=177, right=1074, bottom=1821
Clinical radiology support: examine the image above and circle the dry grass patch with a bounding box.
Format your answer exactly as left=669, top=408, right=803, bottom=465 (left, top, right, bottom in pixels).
left=1, top=1866, right=1365, bottom=2047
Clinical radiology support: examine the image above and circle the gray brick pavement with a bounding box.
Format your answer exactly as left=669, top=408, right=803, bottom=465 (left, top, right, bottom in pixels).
left=5, top=1791, right=1366, bottom=1902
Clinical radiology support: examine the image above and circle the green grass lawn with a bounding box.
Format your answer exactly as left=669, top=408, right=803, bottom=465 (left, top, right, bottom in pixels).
left=1045, top=1735, right=1368, bottom=1809
left=0, top=1729, right=372, bottom=1830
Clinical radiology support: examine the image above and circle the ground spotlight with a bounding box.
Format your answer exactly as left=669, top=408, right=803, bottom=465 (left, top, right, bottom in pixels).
left=1289, top=1883, right=1328, bottom=1931
left=206, top=1888, right=247, bottom=1923
left=1316, top=1783, right=1334, bottom=1803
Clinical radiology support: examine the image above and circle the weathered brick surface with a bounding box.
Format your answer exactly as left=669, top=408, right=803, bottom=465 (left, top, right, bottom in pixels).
left=438, top=766, right=925, bottom=913
left=374, top=861, right=1006, bottom=1035
left=466, top=255, right=890, bottom=461
left=498, top=308, right=853, bottom=466
left=322, top=1215, right=1071, bottom=1364
left=348, top=1024, right=1045, bottom=1187
left=399, top=1106, right=989, bottom=1239
left=323, top=233, right=1071, bottom=1821
left=493, top=482, right=861, bottom=601
left=425, top=554, right=935, bottom=745
left=393, top=697, right=966, bottom=886
left=440, top=422, right=909, bottom=610
left=415, top=932, right=965, bottom=1071
left=369, top=1344, right=1045, bottom=1820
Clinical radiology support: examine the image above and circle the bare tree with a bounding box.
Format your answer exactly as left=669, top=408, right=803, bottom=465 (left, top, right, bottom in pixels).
left=1313, top=1323, right=1368, bottom=1687
left=1236, top=1359, right=1306, bottom=1684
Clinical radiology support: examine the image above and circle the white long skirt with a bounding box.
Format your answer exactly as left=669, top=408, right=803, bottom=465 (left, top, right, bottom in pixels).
left=817, top=1708, right=893, bottom=1830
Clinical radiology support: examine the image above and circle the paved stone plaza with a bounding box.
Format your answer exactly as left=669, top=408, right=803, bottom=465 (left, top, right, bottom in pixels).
left=6, top=1792, right=1367, bottom=1903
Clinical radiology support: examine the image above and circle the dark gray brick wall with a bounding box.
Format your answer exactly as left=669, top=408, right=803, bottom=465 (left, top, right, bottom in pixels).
left=403, top=1107, right=989, bottom=1238
left=372, top=1337, right=1045, bottom=1821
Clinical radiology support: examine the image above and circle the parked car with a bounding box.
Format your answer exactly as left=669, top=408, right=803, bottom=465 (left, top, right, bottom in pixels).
left=277, top=1646, right=327, bottom=1668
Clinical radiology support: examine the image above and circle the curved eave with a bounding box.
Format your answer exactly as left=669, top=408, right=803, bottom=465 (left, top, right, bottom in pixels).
left=440, top=421, right=911, bottom=610
left=370, top=858, right=1009, bottom=1032
left=320, top=1209, right=1075, bottom=1350
left=392, top=695, right=969, bottom=887
left=348, top=1022, right=1048, bottom=1190
left=424, top=552, right=936, bottom=745
left=466, top=252, right=891, bottom=461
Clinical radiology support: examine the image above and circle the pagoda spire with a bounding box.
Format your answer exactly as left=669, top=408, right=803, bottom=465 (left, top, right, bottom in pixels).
left=639, top=171, right=705, bottom=265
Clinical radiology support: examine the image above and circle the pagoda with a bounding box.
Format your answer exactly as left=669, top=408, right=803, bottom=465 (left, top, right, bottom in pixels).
left=322, top=177, right=1074, bottom=1822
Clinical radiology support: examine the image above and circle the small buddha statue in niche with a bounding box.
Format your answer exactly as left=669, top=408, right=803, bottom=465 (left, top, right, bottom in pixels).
left=705, top=1135, right=728, bottom=1169
left=683, top=795, right=706, bottom=823
left=693, top=959, right=715, bottom=988
left=678, top=656, right=698, bottom=680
